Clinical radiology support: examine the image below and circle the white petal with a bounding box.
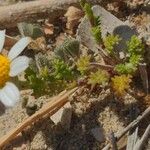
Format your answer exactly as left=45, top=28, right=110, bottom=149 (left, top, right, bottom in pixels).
left=0, top=82, right=20, bottom=107
left=8, top=37, right=31, bottom=60
left=9, top=56, right=30, bottom=77
left=0, top=30, right=5, bottom=53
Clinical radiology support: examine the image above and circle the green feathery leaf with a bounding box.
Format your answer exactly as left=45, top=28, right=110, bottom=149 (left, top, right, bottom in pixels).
left=104, top=35, right=121, bottom=55
left=127, top=35, right=144, bottom=55
left=88, top=69, right=110, bottom=86
left=91, top=26, right=102, bottom=44
left=77, top=55, right=91, bottom=75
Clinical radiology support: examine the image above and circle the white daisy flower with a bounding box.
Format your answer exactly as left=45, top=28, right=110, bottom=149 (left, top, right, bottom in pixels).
left=0, top=30, right=31, bottom=107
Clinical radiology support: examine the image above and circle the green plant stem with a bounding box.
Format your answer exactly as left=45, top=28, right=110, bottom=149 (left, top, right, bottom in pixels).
left=90, top=62, right=114, bottom=70
left=97, top=46, right=118, bottom=65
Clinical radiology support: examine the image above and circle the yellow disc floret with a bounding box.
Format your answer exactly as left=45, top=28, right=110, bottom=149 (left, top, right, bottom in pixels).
left=0, top=55, right=10, bottom=87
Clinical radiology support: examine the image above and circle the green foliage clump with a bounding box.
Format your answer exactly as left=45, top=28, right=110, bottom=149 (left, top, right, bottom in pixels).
left=40, top=66, right=49, bottom=79
left=127, top=35, right=144, bottom=55
left=24, top=1, right=147, bottom=99
left=52, top=59, right=73, bottom=80
left=115, top=35, right=144, bottom=74
left=80, top=1, right=144, bottom=77
left=104, top=35, right=121, bottom=54
left=80, top=0, right=86, bottom=8
left=80, top=0, right=102, bottom=44
left=76, top=55, right=91, bottom=75
left=88, top=69, right=109, bottom=86
left=129, top=54, right=142, bottom=66
left=25, top=56, right=74, bottom=97
left=91, top=26, right=102, bottom=44
left=94, top=16, right=101, bottom=27
left=25, top=67, right=45, bottom=96
left=111, top=75, right=132, bottom=96
left=83, top=3, right=95, bottom=25
left=115, top=63, right=136, bottom=74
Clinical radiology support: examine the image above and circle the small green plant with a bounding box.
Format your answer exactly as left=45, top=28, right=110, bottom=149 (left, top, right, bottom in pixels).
left=129, top=54, right=142, bottom=65
left=25, top=67, right=45, bottom=96
left=40, top=66, right=49, bottom=79
left=111, top=75, right=132, bottom=96
left=127, top=35, right=144, bottom=55
left=80, top=0, right=86, bottom=8
left=114, top=63, right=136, bottom=74
left=91, top=26, right=102, bottom=44
left=88, top=69, right=110, bottom=87
left=24, top=1, right=147, bottom=100
left=76, top=55, right=91, bottom=75
left=80, top=0, right=102, bottom=44
left=83, top=3, right=95, bottom=26
left=25, top=56, right=74, bottom=97
left=103, top=34, right=121, bottom=55
left=52, top=59, right=73, bottom=80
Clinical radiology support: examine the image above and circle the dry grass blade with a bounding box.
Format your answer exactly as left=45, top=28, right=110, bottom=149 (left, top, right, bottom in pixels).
left=109, top=131, right=118, bottom=150
left=126, top=127, right=139, bottom=150
left=90, top=62, right=114, bottom=70
left=133, top=124, right=150, bottom=150
left=0, top=87, right=78, bottom=148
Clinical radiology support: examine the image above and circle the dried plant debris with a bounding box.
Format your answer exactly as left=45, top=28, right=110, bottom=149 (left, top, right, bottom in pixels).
left=43, top=22, right=54, bottom=36
left=28, top=37, right=47, bottom=52
left=65, top=6, right=84, bottom=34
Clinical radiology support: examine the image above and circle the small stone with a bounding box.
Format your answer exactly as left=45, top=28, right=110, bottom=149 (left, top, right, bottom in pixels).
left=91, top=127, right=105, bottom=142
left=92, top=6, right=123, bottom=37
left=77, top=5, right=137, bottom=53
left=77, top=5, right=123, bottom=53
left=50, top=102, right=72, bottom=130
left=26, top=103, right=38, bottom=116
left=113, top=25, right=137, bottom=51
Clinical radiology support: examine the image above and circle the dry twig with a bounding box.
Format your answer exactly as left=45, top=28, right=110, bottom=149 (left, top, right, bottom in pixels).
left=139, top=63, right=149, bottom=94
left=109, top=131, right=118, bottom=150
left=90, top=62, right=114, bottom=70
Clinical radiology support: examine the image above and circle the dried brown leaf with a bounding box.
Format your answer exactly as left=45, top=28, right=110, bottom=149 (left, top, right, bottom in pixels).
left=44, top=22, right=54, bottom=35
left=28, top=37, right=46, bottom=52
left=65, top=6, right=84, bottom=34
